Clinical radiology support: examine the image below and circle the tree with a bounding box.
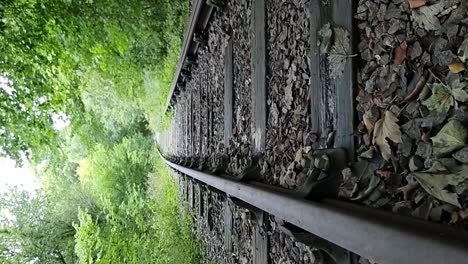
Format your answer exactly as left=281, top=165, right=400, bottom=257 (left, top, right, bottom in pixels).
left=0, top=0, right=187, bottom=163
left=0, top=0, right=197, bottom=263
left=77, top=133, right=154, bottom=205
left=74, top=182, right=202, bottom=264
left=0, top=0, right=81, bottom=163
left=74, top=187, right=155, bottom=264
left=0, top=188, right=86, bottom=263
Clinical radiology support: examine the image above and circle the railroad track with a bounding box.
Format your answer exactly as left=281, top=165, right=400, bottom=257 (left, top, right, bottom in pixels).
left=158, top=0, right=468, bottom=263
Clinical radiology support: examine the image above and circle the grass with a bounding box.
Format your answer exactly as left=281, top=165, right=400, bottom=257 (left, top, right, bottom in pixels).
left=73, top=151, right=205, bottom=264
left=146, top=156, right=206, bottom=264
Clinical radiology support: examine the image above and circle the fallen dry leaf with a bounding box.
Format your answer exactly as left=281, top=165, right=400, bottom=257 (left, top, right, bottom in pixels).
left=394, top=42, right=407, bottom=65
left=398, top=182, right=419, bottom=200
left=408, top=0, right=428, bottom=9
left=425, top=161, right=448, bottom=173
left=414, top=166, right=468, bottom=207
left=422, top=81, right=468, bottom=114
left=363, top=111, right=376, bottom=132
left=452, top=89, right=468, bottom=102
left=431, top=120, right=467, bottom=157
left=339, top=161, right=380, bottom=201
left=459, top=209, right=468, bottom=220
left=450, top=211, right=459, bottom=224
left=339, top=167, right=358, bottom=199
left=451, top=79, right=468, bottom=102
left=284, top=83, right=293, bottom=110
left=422, top=83, right=454, bottom=113
left=328, top=27, right=350, bottom=79
left=373, top=111, right=402, bottom=160
left=352, top=172, right=381, bottom=201
left=459, top=38, right=468, bottom=63
left=449, top=62, right=466, bottom=73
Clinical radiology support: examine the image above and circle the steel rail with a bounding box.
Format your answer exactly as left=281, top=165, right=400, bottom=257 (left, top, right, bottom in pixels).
left=159, top=152, right=468, bottom=264
left=164, top=0, right=214, bottom=112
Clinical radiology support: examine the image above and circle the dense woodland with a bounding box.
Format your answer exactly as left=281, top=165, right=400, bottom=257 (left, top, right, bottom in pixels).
left=0, top=0, right=204, bottom=263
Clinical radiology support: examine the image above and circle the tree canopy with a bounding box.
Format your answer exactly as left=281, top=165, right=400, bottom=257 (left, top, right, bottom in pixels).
left=0, top=0, right=204, bottom=263
left=0, top=0, right=187, bottom=163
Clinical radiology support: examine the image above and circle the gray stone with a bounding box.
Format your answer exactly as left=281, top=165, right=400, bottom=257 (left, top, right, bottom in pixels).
left=453, top=147, right=468, bottom=164
left=416, top=143, right=432, bottom=159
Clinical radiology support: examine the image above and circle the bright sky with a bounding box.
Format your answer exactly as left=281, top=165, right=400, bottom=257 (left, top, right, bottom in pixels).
left=0, top=157, right=41, bottom=194
left=0, top=74, right=62, bottom=194
left=0, top=157, right=41, bottom=222
left=1, top=75, right=41, bottom=223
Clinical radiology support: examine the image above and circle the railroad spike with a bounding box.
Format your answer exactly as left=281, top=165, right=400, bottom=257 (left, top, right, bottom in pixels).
left=186, top=55, right=198, bottom=66
left=184, top=57, right=197, bottom=69
left=193, top=30, right=207, bottom=45
left=274, top=217, right=356, bottom=264
left=180, top=69, right=192, bottom=80
left=206, top=0, right=225, bottom=9
left=176, top=83, right=186, bottom=93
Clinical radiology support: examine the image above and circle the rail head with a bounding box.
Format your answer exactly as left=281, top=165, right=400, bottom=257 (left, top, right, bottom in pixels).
left=164, top=0, right=215, bottom=112
left=158, top=150, right=468, bottom=264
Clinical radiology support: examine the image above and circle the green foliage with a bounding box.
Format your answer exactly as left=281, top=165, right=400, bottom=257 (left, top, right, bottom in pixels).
left=0, top=0, right=188, bottom=162
left=75, top=187, right=155, bottom=264
left=78, top=69, right=151, bottom=144
left=0, top=189, right=84, bottom=264
left=147, top=158, right=203, bottom=263
left=77, top=134, right=154, bottom=205
left=0, top=0, right=81, bottom=162
left=1, top=0, right=197, bottom=262
left=141, top=0, right=188, bottom=132
left=75, top=179, right=203, bottom=264
left=74, top=210, right=100, bottom=264
left=1, top=135, right=204, bottom=264
left=142, top=64, right=177, bottom=133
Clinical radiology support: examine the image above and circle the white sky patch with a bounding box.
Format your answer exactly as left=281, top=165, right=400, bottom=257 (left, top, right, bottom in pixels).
left=0, top=157, right=41, bottom=194
left=0, top=75, right=14, bottom=96
left=0, top=76, right=41, bottom=193
left=0, top=157, right=41, bottom=222
left=0, top=74, right=44, bottom=224
left=52, top=113, right=70, bottom=131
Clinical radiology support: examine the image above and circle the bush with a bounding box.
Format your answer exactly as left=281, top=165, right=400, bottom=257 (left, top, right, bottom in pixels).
left=74, top=187, right=155, bottom=264
left=77, top=133, right=153, bottom=205
left=75, top=170, right=203, bottom=264
left=147, top=157, right=203, bottom=263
